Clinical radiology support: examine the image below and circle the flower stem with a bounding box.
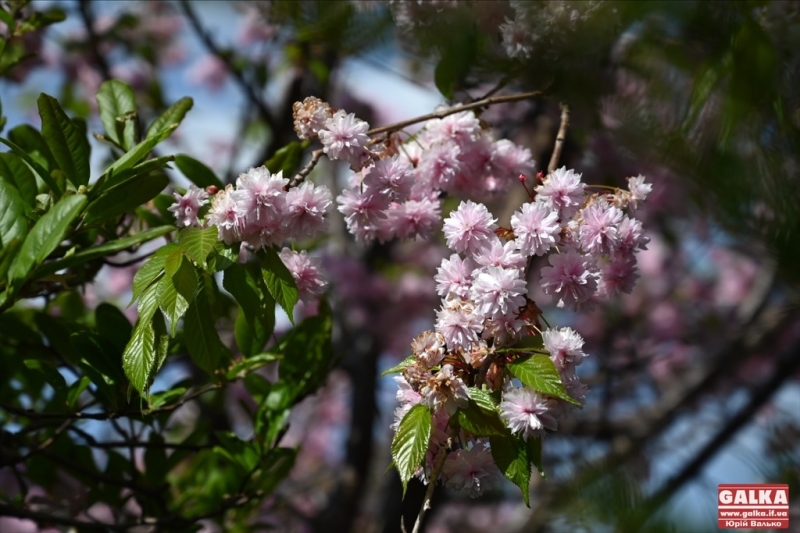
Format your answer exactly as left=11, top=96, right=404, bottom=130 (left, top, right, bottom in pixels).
left=410, top=429, right=456, bottom=533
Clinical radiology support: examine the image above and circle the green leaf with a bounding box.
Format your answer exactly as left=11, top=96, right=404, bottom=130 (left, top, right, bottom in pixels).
left=264, top=141, right=309, bottom=176
left=9, top=194, right=86, bottom=286
left=95, top=303, right=133, bottom=355
left=158, top=257, right=198, bottom=336
left=36, top=225, right=174, bottom=277
left=456, top=391, right=507, bottom=437
left=0, top=137, right=61, bottom=196
left=508, top=354, right=580, bottom=405
left=0, top=178, right=28, bottom=249
left=391, top=403, right=432, bottom=495
left=270, top=302, right=331, bottom=399
left=223, top=263, right=275, bottom=343
left=104, top=123, right=178, bottom=176
left=137, top=278, right=162, bottom=325
left=95, top=155, right=174, bottom=196
left=260, top=247, right=298, bottom=323
left=23, top=359, right=67, bottom=394
left=96, top=80, right=137, bottom=150
left=179, top=226, right=218, bottom=268
left=381, top=355, right=415, bottom=377
left=0, top=152, right=38, bottom=206
left=145, top=97, right=193, bottom=141
left=122, top=319, right=156, bottom=395
left=67, top=375, right=91, bottom=409
left=468, top=387, right=499, bottom=412
left=234, top=308, right=270, bottom=357
left=528, top=436, right=545, bottom=479
left=152, top=309, right=169, bottom=374
left=183, top=275, right=226, bottom=375
left=225, top=352, right=282, bottom=380
left=37, top=93, right=90, bottom=187
left=0, top=238, right=22, bottom=282
left=174, top=154, right=223, bottom=188
left=131, top=244, right=177, bottom=304
left=490, top=434, right=532, bottom=507
left=84, top=172, right=168, bottom=224
left=8, top=124, right=58, bottom=173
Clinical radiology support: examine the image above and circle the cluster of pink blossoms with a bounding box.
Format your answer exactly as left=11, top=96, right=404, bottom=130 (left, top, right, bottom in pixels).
left=292, top=96, right=534, bottom=243
left=168, top=166, right=332, bottom=304
left=390, top=169, right=650, bottom=497
left=291, top=96, right=651, bottom=497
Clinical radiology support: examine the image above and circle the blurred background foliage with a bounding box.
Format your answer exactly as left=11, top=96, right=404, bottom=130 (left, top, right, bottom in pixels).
left=0, top=1, right=798, bottom=532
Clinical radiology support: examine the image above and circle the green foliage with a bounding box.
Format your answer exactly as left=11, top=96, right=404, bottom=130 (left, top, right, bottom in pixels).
left=259, top=247, right=299, bottom=324
left=381, top=355, right=415, bottom=376
left=456, top=388, right=508, bottom=437
left=391, top=403, right=432, bottom=495
left=8, top=193, right=86, bottom=290
left=96, top=79, right=138, bottom=150
left=175, top=153, right=224, bottom=188
left=37, top=93, right=90, bottom=187
left=508, top=354, right=581, bottom=405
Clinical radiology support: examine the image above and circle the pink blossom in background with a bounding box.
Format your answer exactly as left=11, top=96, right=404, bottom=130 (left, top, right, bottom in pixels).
left=187, top=54, right=229, bottom=92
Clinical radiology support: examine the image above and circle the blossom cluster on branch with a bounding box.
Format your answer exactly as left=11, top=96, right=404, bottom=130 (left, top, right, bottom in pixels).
left=170, top=94, right=651, bottom=503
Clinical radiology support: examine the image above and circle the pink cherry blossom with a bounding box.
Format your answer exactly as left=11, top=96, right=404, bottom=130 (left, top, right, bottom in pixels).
left=442, top=200, right=497, bottom=254
left=435, top=300, right=483, bottom=351
left=542, top=327, right=587, bottom=373
left=441, top=444, right=501, bottom=498
left=282, top=182, right=332, bottom=239
left=278, top=248, right=327, bottom=303
left=499, top=388, right=558, bottom=439
left=207, top=186, right=243, bottom=245
left=168, top=185, right=209, bottom=228
left=470, top=265, right=527, bottom=319
left=578, top=202, right=623, bottom=256
left=384, top=197, right=441, bottom=240
left=627, top=174, right=652, bottom=209
left=535, top=166, right=586, bottom=219
left=318, top=110, right=371, bottom=171
left=473, top=238, right=526, bottom=269
left=511, top=201, right=561, bottom=256
left=434, top=254, right=475, bottom=300
left=336, top=188, right=390, bottom=242
left=419, top=364, right=470, bottom=415
left=364, top=155, right=414, bottom=200
left=540, top=249, right=598, bottom=308
left=597, top=255, right=639, bottom=297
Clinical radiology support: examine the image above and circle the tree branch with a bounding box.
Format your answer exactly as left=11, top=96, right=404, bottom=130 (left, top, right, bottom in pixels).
left=77, top=0, right=112, bottom=82
left=0, top=383, right=221, bottom=421
left=547, top=103, right=570, bottom=174
left=410, top=432, right=453, bottom=533
left=287, top=149, right=325, bottom=189
left=179, top=0, right=277, bottom=130
left=365, top=90, right=546, bottom=137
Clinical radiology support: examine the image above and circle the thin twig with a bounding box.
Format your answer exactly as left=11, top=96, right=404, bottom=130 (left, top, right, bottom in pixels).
left=410, top=431, right=455, bottom=533
left=103, top=250, right=157, bottom=268
left=77, top=0, right=112, bottom=82
left=0, top=383, right=221, bottom=421
left=288, top=91, right=546, bottom=190
left=287, top=149, right=325, bottom=189
left=547, top=103, right=570, bottom=174
left=179, top=0, right=277, bottom=129
left=366, top=90, right=546, bottom=137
